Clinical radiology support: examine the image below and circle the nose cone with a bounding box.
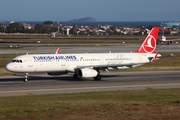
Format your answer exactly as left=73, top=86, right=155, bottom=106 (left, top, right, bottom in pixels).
left=6, top=63, right=13, bottom=72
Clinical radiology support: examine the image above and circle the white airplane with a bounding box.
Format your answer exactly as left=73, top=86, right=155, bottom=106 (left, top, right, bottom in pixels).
left=159, top=35, right=180, bottom=45
left=6, top=27, right=161, bottom=82
left=159, top=29, right=180, bottom=45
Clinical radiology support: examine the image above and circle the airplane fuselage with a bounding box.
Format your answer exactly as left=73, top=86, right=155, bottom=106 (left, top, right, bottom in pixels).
left=6, top=53, right=155, bottom=73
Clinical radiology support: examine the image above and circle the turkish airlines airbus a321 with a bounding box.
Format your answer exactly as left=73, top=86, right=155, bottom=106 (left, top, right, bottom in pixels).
left=6, top=27, right=161, bottom=82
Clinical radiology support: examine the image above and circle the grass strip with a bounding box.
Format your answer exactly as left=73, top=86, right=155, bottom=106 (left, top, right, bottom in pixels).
left=0, top=89, right=180, bottom=120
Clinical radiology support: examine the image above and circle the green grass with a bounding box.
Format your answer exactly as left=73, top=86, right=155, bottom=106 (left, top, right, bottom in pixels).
left=0, top=54, right=16, bottom=68
left=0, top=35, right=151, bottom=45
left=0, top=89, right=180, bottom=120
left=1, top=34, right=180, bottom=43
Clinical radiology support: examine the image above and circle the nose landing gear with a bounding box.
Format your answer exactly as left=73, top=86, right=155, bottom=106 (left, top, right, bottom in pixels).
left=24, top=73, right=29, bottom=82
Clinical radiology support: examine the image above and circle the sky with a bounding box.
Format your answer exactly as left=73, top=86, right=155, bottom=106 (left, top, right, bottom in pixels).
left=0, top=0, right=180, bottom=21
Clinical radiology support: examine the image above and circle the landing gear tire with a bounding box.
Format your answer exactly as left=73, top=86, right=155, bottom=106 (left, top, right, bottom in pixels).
left=73, top=73, right=78, bottom=79
left=24, top=73, right=28, bottom=82
left=94, top=74, right=101, bottom=81
left=24, top=78, right=28, bottom=82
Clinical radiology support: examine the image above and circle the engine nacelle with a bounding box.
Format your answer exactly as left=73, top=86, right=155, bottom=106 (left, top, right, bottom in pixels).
left=77, top=68, right=98, bottom=78
left=47, top=71, right=68, bottom=76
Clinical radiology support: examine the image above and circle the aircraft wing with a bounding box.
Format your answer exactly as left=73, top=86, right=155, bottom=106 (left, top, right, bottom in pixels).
left=166, top=39, right=180, bottom=41
left=67, top=63, right=140, bottom=72
left=93, top=63, right=138, bottom=69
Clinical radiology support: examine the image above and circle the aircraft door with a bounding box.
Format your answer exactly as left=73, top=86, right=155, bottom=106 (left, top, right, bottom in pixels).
left=100, top=57, right=104, bottom=65
left=27, top=55, right=33, bottom=67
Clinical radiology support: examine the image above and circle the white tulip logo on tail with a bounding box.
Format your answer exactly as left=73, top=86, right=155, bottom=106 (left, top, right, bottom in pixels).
left=136, top=27, right=159, bottom=53
left=143, top=35, right=156, bottom=53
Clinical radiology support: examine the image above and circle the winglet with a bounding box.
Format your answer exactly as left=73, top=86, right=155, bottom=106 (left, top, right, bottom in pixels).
left=55, top=47, right=60, bottom=54
left=136, top=27, right=159, bottom=53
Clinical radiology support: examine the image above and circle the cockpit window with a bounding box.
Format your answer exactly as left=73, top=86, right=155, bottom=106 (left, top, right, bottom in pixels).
left=11, top=59, right=23, bottom=63
left=12, top=60, right=16, bottom=62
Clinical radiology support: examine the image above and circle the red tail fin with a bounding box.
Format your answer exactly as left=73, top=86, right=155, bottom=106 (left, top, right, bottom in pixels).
left=136, top=27, right=159, bottom=53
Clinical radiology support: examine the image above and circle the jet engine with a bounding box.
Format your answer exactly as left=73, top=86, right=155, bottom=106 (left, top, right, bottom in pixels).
left=167, top=41, right=173, bottom=45
left=47, top=71, right=68, bottom=76
left=77, top=68, right=98, bottom=78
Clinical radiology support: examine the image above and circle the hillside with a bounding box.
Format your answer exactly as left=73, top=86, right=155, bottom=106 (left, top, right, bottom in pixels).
left=69, top=17, right=97, bottom=22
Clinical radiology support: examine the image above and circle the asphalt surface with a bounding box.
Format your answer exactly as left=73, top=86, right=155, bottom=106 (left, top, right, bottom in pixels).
left=0, top=71, right=180, bottom=96
left=1, top=44, right=180, bottom=54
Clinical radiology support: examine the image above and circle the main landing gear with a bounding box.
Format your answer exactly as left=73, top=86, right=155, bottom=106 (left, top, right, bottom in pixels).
left=73, top=73, right=78, bottom=79
left=24, top=73, right=29, bottom=82
left=94, top=72, right=101, bottom=81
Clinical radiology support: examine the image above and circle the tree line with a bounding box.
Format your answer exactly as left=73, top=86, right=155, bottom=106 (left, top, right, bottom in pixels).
left=0, top=20, right=156, bottom=35
left=0, top=21, right=57, bottom=34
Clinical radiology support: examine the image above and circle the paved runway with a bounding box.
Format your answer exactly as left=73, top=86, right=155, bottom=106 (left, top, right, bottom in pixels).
left=1, top=44, right=180, bottom=54
left=0, top=71, right=180, bottom=96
